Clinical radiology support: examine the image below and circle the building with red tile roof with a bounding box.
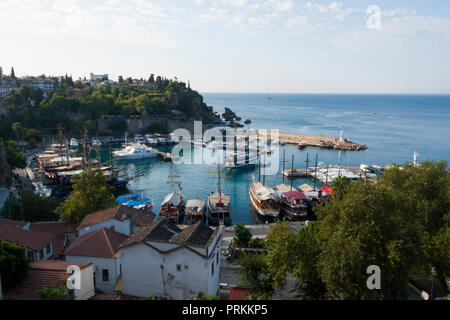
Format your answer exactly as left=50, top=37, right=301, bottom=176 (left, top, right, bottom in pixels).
left=78, top=205, right=155, bottom=237
left=4, top=260, right=95, bottom=300
left=0, top=217, right=30, bottom=230
left=65, top=228, right=127, bottom=294
left=0, top=225, right=64, bottom=261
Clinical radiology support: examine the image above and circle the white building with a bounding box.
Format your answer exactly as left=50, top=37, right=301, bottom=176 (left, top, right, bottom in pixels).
left=90, top=73, right=108, bottom=81
left=65, top=228, right=127, bottom=294
left=0, top=225, right=64, bottom=261
left=77, top=205, right=155, bottom=237
left=120, top=220, right=223, bottom=299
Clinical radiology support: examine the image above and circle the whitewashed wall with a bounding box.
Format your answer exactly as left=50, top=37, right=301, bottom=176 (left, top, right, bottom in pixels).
left=78, top=218, right=131, bottom=237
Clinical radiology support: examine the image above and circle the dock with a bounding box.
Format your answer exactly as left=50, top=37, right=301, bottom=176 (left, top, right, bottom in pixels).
left=282, top=168, right=308, bottom=178
left=263, top=131, right=367, bottom=151
left=147, top=146, right=173, bottom=161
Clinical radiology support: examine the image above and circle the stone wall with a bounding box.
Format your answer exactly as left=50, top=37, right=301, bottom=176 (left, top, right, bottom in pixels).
left=98, top=116, right=196, bottom=135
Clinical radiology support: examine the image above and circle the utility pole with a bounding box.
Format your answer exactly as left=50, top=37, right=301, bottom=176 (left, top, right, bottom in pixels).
left=313, top=154, right=318, bottom=191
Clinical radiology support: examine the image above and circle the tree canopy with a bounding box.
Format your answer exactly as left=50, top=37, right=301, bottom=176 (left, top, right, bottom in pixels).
left=0, top=240, right=29, bottom=290
left=263, top=160, right=449, bottom=300
left=57, top=167, right=116, bottom=223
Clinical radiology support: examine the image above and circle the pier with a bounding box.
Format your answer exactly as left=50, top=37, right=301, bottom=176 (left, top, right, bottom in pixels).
left=147, top=146, right=173, bottom=161
left=263, top=131, right=367, bottom=151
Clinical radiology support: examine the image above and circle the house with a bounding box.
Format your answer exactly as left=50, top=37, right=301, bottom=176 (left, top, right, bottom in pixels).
left=65, top=228, right=127, bottom=294
left=0, top=217, right=30, bottom=230
left=77, top=205, right=155, bottom=237
left=30, top=221, right=78, bottom=248
left=0, top=225, right=64, bottom=261
left=90, top=73, right=108, bottom=81
left=119, top=220, right=223, bottom=299
left=4, top=260, right=95, bottom=300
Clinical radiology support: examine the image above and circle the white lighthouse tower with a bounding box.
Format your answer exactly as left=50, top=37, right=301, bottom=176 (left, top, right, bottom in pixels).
left=413, top=151, right=419, bottom=167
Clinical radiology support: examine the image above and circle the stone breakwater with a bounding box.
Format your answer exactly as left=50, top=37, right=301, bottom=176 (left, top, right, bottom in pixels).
left=264, top=131, right=367, bottom=151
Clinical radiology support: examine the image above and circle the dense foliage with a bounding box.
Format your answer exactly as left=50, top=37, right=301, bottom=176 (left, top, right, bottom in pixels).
left=37, top=286, right=74, bottom=300
left=0, top=75, right=217, bottom=143
left=57, top=167, right=116, bottom=223
left=246, top=160, right=450, bottom=300
left=233, top=224, right=252, bottom=248
left=0, top=240, right=29, bottom=289
left=3, top=190, right=60, bottom=222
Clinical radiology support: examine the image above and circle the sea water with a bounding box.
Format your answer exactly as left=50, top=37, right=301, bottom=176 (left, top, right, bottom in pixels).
left=110, top=94, right=450, bottom=225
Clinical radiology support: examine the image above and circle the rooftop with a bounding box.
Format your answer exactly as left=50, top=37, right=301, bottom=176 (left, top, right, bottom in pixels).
left=78, top=205, right=155, bottom=229
left=120, top=220, right=218, bottom=249
left=0, top=217, right=28, bottom=229
left=65, top=228, right=128, bottom=258
left=6, top=260, right=92, bottom=297
left=30, top=221, right=78, bottom=235
left=0, top=225, right=64, bottom=257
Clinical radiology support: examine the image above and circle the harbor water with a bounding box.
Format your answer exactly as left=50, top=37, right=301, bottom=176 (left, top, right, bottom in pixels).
left=104, top=94, right=450, bottom=225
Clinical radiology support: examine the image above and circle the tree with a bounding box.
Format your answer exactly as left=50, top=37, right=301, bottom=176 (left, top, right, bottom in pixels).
left=37, top=286, right=74, bottom=300
left=0, top=240, right=29, bottom=290
left=234, top=224, right=252, bottom=248
left=57, top=167, right=116, bottom=223
left=11, top=122, right=22, bottom=143
left=10, top=67, right=15, bottom=79
left=331, top=175, right=351, bottom=201
left=0, top=139, right=26, bottom=169
left=3, top=190, right=60, bottom=222
left=235, top=252, right=274, bottom=298
left=118, top=75, right=124, bottom=83
left=316, top=181, right=422, bottom=300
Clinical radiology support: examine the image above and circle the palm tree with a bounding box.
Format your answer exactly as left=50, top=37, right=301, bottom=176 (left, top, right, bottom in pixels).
left=12, top=122, right=22, bottom=145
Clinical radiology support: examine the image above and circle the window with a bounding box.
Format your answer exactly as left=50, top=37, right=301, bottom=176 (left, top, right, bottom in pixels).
left=176, top=264, right=182, bottom=272
left=216, top=251, right=219, bottom=264
left=46, top=244, right=51, bottom=255
left=102, top=269, right=109, bottom=282
left=40, top=249, right=44, bottom=260
left=211, top=261, right=214, bottom=276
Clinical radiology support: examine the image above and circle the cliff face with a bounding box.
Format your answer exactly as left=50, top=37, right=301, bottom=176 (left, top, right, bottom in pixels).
left=0, top=146, right=10, bottom=187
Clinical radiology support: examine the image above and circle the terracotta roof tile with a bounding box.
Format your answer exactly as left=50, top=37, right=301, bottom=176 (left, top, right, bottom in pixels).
left=65, top=228, right=127, bottom=258
left=0, top=218, right=28, bottom=229
left=30, top=221, right=79, bottom=235
left=0, top=225, right=54, bottom=251
left=78, top=205, right=155, bottom=229
left=120, top=220, right=218, bottom=249
left=6, top=261, right=92, bottom=297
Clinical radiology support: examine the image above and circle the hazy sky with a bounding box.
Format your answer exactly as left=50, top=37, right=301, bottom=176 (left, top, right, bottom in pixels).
left=1, top=0, right=450, bottom=93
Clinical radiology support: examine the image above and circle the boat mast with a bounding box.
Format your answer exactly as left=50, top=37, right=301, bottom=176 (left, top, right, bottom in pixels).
left=282, top=149, right=286, bottom=184
left=290, top=154, right=294, bottom=191
left=313, top=153, right=318, bottom=191
left=263, top=151, right=266, bottom=186
left=304, top=153, right=309, bottom=182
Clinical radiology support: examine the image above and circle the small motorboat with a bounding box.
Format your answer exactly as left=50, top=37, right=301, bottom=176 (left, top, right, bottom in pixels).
left=298, top=143, right=306, bottom=150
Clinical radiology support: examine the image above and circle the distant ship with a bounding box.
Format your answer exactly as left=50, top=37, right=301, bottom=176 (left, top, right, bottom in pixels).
left=160, top=164, right=185, bottom=223
left=207, top=164, right=231, bottom=226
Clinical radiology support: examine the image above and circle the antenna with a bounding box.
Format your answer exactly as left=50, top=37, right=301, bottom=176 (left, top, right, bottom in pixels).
left=313, top=154, right=318, bottom=191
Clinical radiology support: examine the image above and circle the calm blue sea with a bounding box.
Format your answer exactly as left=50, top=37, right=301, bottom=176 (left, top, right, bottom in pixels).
left=115, top=94, right=450, bottom=225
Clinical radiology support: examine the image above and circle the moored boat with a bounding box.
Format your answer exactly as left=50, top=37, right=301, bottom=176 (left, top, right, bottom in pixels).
left=207, top=164, right=231, bottom=226
left=184, top=198, right=206, bottom=224
left=279, top=190, right=308, bottom=220
left=113, top=144, right=157, bottom=160
left=160, top=164, right=185, bottom=223
left=249, top=175, right=280, bottom=219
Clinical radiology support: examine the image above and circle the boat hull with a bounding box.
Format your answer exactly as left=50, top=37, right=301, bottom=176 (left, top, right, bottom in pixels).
left=249, top=189, right=280, bottom=220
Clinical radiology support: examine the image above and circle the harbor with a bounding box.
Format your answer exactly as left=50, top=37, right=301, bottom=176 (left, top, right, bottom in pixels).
left=16, top=124, right=389, bottom=227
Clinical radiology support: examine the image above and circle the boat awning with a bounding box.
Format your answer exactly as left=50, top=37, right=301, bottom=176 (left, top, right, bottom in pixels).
left=126, top=198, right=151, bottom=207
left=298, top=184, right=314, bottom=192
left=320, top=186, right=332, bottom=194
left=116, top=197, right=130, bottom=204
left=253, top=183, right=278, bottom=201
left=275, top=184, right=294, bottom=194
left=162, top=192, right=180, bottom=206
left=282, top=190, right=307, bottom=200
left=129, top=194, right=142, bottom=201
left=186, top=198, right=205, bottom=208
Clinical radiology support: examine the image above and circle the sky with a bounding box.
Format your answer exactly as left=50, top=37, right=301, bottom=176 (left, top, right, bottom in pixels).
left=1, top=0, right=450, bottom=93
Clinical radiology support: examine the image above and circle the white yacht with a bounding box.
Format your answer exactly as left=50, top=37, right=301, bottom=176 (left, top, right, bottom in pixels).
left=145, top=135, right=159, bottom=145
left=70, top=138, right=79, bottom=148
left=225, top=151, right=260, bottom=168
left=91, top=138, right=102, bottom=147
left=113, top=144, right=157, bottom=160
left=134, top=135, right=146, bottom=145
